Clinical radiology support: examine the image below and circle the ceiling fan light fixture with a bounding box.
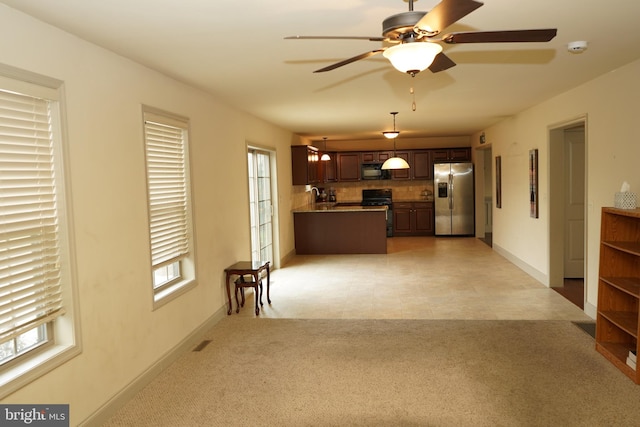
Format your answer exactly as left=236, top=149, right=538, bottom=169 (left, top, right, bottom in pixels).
left=383, top=42, right=443, bottom=75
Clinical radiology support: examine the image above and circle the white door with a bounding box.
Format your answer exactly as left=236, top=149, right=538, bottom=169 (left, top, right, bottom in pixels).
left=248, top=149, right=274, bottom=264
left=563, top=127, right=585, bottom=278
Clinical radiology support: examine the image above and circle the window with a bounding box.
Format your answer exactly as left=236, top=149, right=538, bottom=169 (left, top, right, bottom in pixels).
left=247, top=148, right=274, bottom=264
left=0, top=67, right=79, bottom=396
left=142, top=108, right=196, bottom=306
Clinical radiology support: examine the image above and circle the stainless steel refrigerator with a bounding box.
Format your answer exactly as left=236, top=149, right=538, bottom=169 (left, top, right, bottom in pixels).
left=434, top=162, right=475, bottom=236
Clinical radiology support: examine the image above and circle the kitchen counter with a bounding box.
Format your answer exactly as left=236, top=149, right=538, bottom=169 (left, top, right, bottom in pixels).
left=293, top=204, right=387, bottom=254
left=393, top=199, right=434, bottom=203
left=293, top=202, right=388, bottom=213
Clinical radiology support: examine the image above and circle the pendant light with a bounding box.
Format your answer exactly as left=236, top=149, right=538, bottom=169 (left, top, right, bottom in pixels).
left=320, top=137, right=330, bottom=161
left=381, top=112, right=410, bottom=170
left=382, top=112, right=399, bottom=139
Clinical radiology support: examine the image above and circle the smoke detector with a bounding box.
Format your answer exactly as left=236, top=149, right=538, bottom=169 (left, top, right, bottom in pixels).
left=567, top=41, right=588, bottom=53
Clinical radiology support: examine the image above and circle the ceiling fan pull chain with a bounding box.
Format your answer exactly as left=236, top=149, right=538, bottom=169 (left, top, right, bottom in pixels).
left=410, top=86, right=417, bottom=111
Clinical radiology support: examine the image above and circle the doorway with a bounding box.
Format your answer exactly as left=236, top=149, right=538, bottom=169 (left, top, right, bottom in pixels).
left=247, top=147, right=276, bottom=266
left=549, top=118, right=586, bottom=308
left=475, top=146, right=493, bottom=247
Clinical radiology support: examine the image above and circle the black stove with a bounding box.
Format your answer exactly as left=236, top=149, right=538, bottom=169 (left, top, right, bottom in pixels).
left=361, top=188, right=393, bottom=206
left=361, top=189, right=393, bottom=236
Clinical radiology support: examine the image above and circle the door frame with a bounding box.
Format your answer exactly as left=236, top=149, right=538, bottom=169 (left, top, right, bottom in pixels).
left=548, top=115, right=587, bottom=291
left=473, top=145, right=493, bottom=242
left=246, top=144, right=280, bottom=269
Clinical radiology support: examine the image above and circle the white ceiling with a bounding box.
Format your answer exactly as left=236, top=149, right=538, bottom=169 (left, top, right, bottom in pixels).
left=2, top=0, right=640, bottom=144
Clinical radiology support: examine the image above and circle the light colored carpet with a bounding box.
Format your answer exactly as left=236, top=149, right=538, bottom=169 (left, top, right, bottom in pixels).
left=102, top=318, right=640, bottom=426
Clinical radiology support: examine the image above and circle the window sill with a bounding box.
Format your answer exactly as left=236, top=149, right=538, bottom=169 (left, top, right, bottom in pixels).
left=0, top=343, right=81, bottom=399
left=153, top=279, right=197, bottom=310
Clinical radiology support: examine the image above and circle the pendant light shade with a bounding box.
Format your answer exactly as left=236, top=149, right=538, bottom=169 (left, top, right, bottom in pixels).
left=383, top=42, right=443, bottom=76
left=381, top=112, right=410, bottom=170
left=381, top=156, right=409, bottom=170
left=382, top=131, right=399, bottom=139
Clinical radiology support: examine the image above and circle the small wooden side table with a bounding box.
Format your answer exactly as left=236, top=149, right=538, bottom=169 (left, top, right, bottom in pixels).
left=224, top=261, right=271, bottom=315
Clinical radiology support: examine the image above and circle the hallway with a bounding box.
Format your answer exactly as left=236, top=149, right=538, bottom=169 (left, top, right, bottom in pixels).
left=234, top=237, right=592, bottom=321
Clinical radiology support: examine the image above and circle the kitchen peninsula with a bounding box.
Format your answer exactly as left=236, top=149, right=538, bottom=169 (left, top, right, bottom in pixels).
left=293, top=204, right=388, bottom=254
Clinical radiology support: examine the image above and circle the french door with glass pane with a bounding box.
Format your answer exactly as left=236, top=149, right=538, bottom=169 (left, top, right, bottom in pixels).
left=247, top=149, right=274, bottom=264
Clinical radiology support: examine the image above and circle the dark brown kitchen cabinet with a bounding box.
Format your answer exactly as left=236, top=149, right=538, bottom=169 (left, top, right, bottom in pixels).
left=412, top=150, right=432, bottom=180
left=391, top=151, right=411, bottom=180
left=336, top=152, right=360, bottom=181
left=361, top=151, right=392, bottom=163
left=393, top=201, right=434, bottom=236
left=291, top=145, right=320, bottom=185
left=320, top=153, right=337, bottom=183
left=432, top=147, right=471, bottom=163
left=414, top=202, right=434, bottom=234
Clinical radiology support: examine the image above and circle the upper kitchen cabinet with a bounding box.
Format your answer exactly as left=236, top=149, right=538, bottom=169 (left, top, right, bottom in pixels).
left=291, top=145, right=320, bottom=185
left=391, top=151, right=411, bottom=180
left=320, top=153, right=338, bottom=183
left=432, top=147, right=471, bottom=163
left=361, top=151, right=392, bottom=163
left=412, top=150, right=432, bottom=180
left=337, top=152, right=360, bottom=181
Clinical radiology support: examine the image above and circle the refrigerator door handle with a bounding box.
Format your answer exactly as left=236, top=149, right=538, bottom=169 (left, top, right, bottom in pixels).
left=448, top=173, right=454, bottom=210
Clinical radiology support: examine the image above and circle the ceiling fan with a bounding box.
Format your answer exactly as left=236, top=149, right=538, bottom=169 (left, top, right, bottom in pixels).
left=285, top=0, right=557, bottom=76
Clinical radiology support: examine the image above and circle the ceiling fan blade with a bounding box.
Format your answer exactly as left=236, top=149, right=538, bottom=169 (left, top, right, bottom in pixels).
left=285, top=35, right=388, bottom=42
left=313, top=49, right=385, bottom=73
left=414, top=0, right=483, bottom=36
left=442, top=29, right=558, bottom=44
left=428, top=52, right=457, bottom=73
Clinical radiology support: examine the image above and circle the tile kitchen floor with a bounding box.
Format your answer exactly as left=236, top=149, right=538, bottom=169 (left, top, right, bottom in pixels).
left=235, top=236, right=592, bottom=322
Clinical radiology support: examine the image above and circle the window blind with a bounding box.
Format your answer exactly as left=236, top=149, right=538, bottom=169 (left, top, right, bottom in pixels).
left=143, top=119, right=189, bottom=267
left=0, top=89, right=64, bottom=343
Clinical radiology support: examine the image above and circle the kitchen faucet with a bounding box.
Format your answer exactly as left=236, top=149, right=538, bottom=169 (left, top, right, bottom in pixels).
left=310, top=186, right=319, bottom=205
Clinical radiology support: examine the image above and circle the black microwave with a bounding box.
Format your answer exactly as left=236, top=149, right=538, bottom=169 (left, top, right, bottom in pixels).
left=361, top=162, right=391, bottom=180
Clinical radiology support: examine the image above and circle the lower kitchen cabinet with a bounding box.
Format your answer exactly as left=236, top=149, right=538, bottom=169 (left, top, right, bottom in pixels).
left=393, top=201, right=434, bottom=236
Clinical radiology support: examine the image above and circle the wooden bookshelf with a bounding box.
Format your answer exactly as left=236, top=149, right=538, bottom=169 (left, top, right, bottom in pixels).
left=596, top=207, right=640, bottom=383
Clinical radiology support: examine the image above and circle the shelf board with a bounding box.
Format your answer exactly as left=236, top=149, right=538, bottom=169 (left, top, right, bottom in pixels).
left=602, top=241, right=640, bottom=256
left=599, top=310, right=639, bottom=338
left=603, top=207, right=640, bottom=219
left=600, top=277, right=640, bottom=298
left=596, top=341, right=639, bottom=383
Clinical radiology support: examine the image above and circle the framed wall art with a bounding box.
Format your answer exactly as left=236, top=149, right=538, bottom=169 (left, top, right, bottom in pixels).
left=495, top=156, right=502, bottom=209
left=529, top=149, right=538, bottom=218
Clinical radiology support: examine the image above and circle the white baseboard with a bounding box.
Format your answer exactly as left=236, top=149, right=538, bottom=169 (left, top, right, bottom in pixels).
left=492, top=243, right=548, bottom=286
left=584, top=301, right=597, bottom=320
left=79, top=306, right=227, bottom=426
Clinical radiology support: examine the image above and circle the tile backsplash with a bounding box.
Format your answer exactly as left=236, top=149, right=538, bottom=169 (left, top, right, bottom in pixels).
left=292, top=180, right=434, bottom=210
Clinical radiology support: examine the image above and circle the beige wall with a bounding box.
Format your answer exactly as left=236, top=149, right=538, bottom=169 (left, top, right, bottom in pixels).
left=0, top=5, right=295, bottom=424
left=470, top=58, right=640, bottom=317
left=3, top=1, right=640, bottom=422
